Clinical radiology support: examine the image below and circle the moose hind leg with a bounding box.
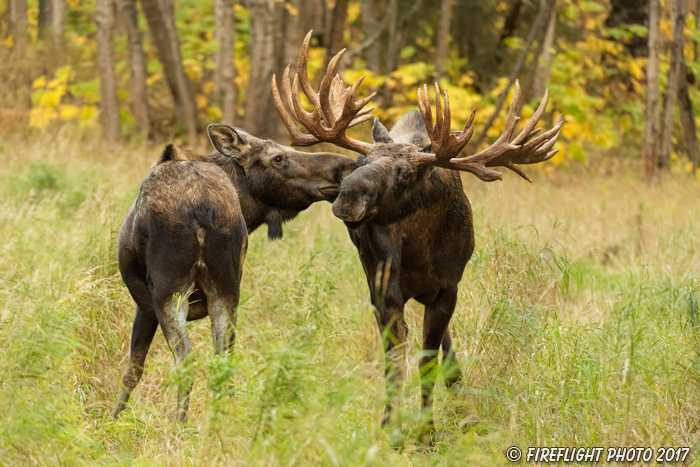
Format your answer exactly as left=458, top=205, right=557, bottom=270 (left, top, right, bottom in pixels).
left=152, top=282, right=194, bottom=422
left=114, top=306, right=159, bottom=418
left=419, top=287, right=458, bottom=444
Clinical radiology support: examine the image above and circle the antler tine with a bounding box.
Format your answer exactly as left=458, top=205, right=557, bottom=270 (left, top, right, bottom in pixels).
left=272, top=30, right=376, bottom=154
left=441, top=87, right=452, bottom=146
left=418, top=84, right=435, bottom=136
left=512, top=87, right=549, bottom=146
left=271, top=73, right=321, bottom=147
left=297, top=31, right=320, bottom=109
left=318, top=47, right=346, bottom=125
left=281, top=65, right=299, bottom=120
left=413, top=81, right=563, bottom=183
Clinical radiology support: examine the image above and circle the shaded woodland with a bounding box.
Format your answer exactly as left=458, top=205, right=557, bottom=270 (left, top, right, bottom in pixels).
left=1, top=0, right=699, bottom=181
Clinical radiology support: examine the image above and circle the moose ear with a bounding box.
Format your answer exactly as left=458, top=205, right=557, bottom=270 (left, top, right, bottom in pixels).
left=372, top=118, right=392, bottom=144
left=208, top=124, right=251, bottom=164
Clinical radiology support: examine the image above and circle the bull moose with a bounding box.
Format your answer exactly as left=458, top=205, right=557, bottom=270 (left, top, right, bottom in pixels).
left=113, top=124, right=358, bottom=421
left=272, top=31, right=563, bottom=443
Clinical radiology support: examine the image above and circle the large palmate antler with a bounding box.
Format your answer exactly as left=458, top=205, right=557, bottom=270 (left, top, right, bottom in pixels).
left=271, top=31, right=376, bottom=155
left=414, top=80, right=564, bottom=182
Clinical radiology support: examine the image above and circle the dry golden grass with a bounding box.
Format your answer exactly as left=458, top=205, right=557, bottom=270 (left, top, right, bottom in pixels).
left=2, top=133, right=700, bottom=465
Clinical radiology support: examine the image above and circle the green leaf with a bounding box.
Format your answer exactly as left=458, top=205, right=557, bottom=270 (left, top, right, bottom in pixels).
left=400, top=46, right=416, bottom=59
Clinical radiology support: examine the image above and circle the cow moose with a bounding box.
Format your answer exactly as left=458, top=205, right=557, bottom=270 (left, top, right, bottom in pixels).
left=272, top=32, right=564, bottom=443
left=113, top=124, right=359, bottom=421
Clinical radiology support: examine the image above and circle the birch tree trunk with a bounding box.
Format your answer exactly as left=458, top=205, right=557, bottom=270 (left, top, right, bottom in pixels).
left=141, top=0, right=199, bottom=143
left=214, top=0, right=237, bottom=125
left=435, top=0, right=453, bottom=78
left=643, top=0, right=661, bottom=183
left=95, top=0, right=121, bottom=141
left=658, top=0, right=687, bottom=169
left=117, top=0, right=151, bottom=137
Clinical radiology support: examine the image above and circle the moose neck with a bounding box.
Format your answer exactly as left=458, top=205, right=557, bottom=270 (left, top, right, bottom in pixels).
left=199, top=152, right=282, bottom=234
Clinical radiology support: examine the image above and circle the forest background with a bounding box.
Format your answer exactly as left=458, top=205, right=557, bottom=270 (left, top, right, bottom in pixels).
left=3, top=0, right=700, bottom=465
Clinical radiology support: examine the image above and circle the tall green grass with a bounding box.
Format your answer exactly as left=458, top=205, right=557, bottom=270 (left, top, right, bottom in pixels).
left=2, top=135, right=700, bottom=465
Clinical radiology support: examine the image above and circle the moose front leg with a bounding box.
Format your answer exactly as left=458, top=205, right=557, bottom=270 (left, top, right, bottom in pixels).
left=370, top=259, right=407, bottom=447
left=441, top=327, right=463, bottom=388
left=419, top=287, right=458, bottom=445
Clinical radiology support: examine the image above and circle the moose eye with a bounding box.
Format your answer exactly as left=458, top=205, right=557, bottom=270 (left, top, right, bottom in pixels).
left=273, top=155, right=284, bottom=164
left=401, top=173, right=410, bottom=180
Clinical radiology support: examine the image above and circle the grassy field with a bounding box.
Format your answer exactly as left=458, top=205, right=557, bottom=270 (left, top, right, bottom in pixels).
left=3, top=135, right=700, bottom=466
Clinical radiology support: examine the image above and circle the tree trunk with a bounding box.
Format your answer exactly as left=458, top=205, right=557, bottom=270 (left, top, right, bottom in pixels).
left=325, top=0, right=349, bottom=69
left=51, top=0, right=64, bottom=48
left=141, top=0, right=199, bottom=143
left=659, top=0, right=687, bottom=169
left=499, top=0, right=523, bottom=43
left=117, top=0, right=151, bottom=137
left=244, top=0, right=276, bottom=137
left=360, top=0, right=380, bottom=71
left=96, top=0, right=121, bottom=142
left=679, top=65, right=700, bottom=169
left=435, top=0, right=453, bottom=78
left=8, top=0, right=28, bottom=48
left=38, top=0, right=53, bottom=41
left=694, top=0, right=699, bottom=63
left=214, top=0, right=237, bottom=125
left=644, top=0, right=661, bottom=183
left=528, top=1, right=556, bottom=101
left=473, top=0, right=554, bottom=149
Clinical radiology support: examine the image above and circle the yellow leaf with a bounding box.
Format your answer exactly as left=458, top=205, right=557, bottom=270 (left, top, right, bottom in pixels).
left=33, top=76, right=47, bottom=88
left=39, top=89, right=62, bottom=107
left=285, top=2, right=298, bottom=15
left=196, top=94, right=207, bottom=109
left=203, top=80, right=216, bottom=95
left=59, top=104, right=80, bottom=120
left=29, top=107, right=58, bottom=128
left=671, top=152, right=678, bottom=160
left=686, top=161, right=694, bottom=172
left=48, top=78, right=61, bottom=89
left=630, top=61, right=644, bottom=80
left=3, top=35, right=13, bottom=48
left=696, top=168, right=700, bottom=185
left=146, top=73, right=162, bottom=85
left=80, top=105, right=98, bottom=122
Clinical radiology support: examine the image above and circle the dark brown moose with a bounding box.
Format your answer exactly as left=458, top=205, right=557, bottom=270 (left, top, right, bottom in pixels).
left=113, top=125, right=358, bottom=421
left=272, top=32, right=563, bottom=443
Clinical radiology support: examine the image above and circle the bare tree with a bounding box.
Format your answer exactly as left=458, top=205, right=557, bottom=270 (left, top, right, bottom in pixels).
left=359, top=0, right=381, bottom=71
left=325, top=0, right=349, bottom=68
left=659, top=0, right=688, bottom=169
left=95, top=0, right=121, bottom=141
left=644, top=0, right=661, bottom=183
left=473, top=0, right=554, bottom=149
left=117, top=0, right=151, bottom=137
left=435, top=0, right=453, bottom=78
left=51, top=0, right=65, bottom=47
left=678, top=64, right=700, bottom=168
left=244, top=0, right=276, bottom=136
left=214, top=0, right=237, bottom=125
left=141, top=0, right=199, bottom=143
left=38, top=0, right=53, bottom=40
left=8, top=0, right=28, bottom=43
left=529, top=2, right=557, bottom=100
